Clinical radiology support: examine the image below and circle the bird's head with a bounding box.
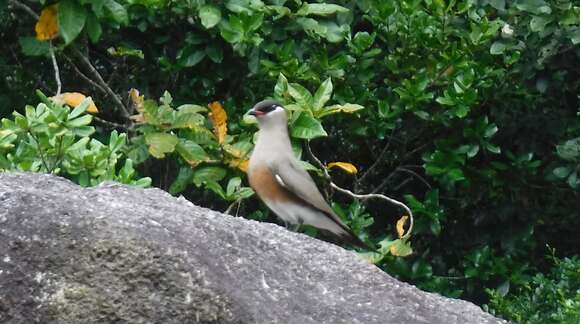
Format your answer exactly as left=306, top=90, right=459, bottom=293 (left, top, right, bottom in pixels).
left=249, top=100, right=287, bottom=128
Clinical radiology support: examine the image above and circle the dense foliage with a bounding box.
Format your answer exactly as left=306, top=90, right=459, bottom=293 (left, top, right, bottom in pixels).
left=1, top=0, right=578, bottom=321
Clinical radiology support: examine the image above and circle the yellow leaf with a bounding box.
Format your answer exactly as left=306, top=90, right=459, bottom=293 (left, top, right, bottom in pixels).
left=208, top=101, right=227, bottom=144
left=129, top=88, right=145, bottom=123
left=396, top=215, right=409, bottom=238
left=226, top=158, right=249, bottom=172
left=327, top=162, right=358, bottom=174
left=35, top=5, right=59, bottom=41
left=389, top=238, right=413, bottom=257
left=51, top=92, right=99, bottom=114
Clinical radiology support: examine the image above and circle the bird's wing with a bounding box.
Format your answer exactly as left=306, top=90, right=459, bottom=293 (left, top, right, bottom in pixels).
left=270, top=158, right=346, bottom=226
left=270, top=158, right=374, bottom=250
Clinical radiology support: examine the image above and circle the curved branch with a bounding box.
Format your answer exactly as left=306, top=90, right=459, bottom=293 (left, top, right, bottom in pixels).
left=305, top=142, right=414, bottom=239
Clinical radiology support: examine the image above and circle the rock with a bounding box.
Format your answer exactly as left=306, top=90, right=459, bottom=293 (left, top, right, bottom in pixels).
left=0, top=172, right=506, bottom=324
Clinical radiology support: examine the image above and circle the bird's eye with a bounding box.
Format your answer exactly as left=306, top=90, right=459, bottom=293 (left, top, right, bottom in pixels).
left=259, top=105, right=277, bottom=113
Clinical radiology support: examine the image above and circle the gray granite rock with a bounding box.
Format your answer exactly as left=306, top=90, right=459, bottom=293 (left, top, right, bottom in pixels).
left=0, top=172, right=506, bottom=324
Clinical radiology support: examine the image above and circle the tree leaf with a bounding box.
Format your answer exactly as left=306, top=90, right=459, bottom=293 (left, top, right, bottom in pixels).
left=396, top=215, right=409, bottom=238
left=288, top=83, right=313, bottom=109
left=490, top=41, right=507, bottom=55
left=58, top=0, right=87, bottom=45
left=553, top=166, right=572, bottom=179
left=85, top=13, right=103, bottom=43
left=51, top=92, right=99, bottom=114
left=327, top=162, right=357, bottom=174
left=104, top=0, right=128, bottom=25
left=208, top=101, right=228, bottom=144
left=193, top=166, right=227, bottom=186
left=35, top=5, right=59, bottom=41
left=169, top=167, right=194, bottom=195
left=318, top=103, right=364, bottom=117
left=19, top=37, right=50, bottom=56
left=145, top=132, right=179, bottom=158
left=313, top=78, right=332, bottom=111
left=175, top=139, right=208, bottom=164
left=291, top=113, right=327, bottom=139
left=274, top=73, right=289, bottom=100
left=199, top=5, right=222, bottom=29
left=389, top=238, right=413, bottom=256
left=297, top=3, right=349, bottom=16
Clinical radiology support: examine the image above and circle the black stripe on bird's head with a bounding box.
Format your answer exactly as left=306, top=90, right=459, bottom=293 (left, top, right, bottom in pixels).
left=249, top=100, right=284, bottom=117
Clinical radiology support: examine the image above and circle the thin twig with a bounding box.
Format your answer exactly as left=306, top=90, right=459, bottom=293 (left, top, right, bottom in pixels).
left=71, top=47, right=132, bottom=121
left=357, top=129, right=396, bottom=188
left=305, top=142, right=414, bottom=239
left=397, top=167, right=431, bottom=189
left=92, top=116, right=127, bottom=129
left=8, top=0, right=39, bottom=19
left=62, top=53, right=107, bottom=94
left=49, top=43, right=62, bottom=95
left=330, top=183, right=414, bottom=240
left=28, top=131, right=50, bottom=172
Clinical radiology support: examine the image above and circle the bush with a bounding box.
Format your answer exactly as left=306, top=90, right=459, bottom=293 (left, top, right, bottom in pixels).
left=485, top=255, right=580, bottom=324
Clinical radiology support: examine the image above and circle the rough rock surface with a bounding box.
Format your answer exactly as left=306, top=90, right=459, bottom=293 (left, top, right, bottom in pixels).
left=0, top=172, right=506, bottom=324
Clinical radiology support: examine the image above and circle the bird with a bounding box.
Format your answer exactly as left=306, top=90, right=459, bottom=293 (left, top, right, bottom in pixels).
left=247, top=99, right=373, bottom=250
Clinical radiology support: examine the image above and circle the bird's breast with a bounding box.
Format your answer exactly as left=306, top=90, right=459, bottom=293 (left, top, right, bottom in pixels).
left=248, top=165, right=294, bottom=203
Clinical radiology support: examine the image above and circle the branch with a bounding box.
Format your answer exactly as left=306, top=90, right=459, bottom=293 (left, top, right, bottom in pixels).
left=8, top=0, right=39, bottom=19
left=71, top=47, right=132, bottom=121
left=305, top=142, right=414, bottom=239
left=62, top=53, right=107, bottom=94
left=330, top=183, right=414, bottom=240
left=92, top=116, right=127, bottom=130
left=49, top=43, right=62, bottom=96
left=357, top=129, right=396, bottom=187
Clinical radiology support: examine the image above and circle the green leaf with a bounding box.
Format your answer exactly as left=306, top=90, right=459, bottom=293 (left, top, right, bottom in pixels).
left=274, top=73, right=289, bottom=100
left=553, top=166, right=572, bottom=179
left=556, top=138, right=580, bottom=161
left=19, top=37, right=50, bottom=56
left=199, top=5, right=222, bottom=29
left=145, top=132, right=179, bottom=158
left=169, top=167, right=194, bottom=195
left=226, top=177, right=242, bottom=196
left=318, top=103, right=364, bottom=118
left=69, top=97, right=92, bottom=119
left=312, top=78, right=332, bottom=111
left=291, top=113, right=327, bottom=139
left=66, top=114, right=92, bottom=127
left=351, top=32, right=374, bottom=53
left=58, top=0, right=88, bottom=45
left=193, top=166, right=227, bottom=186
left=104, top=0, right=128, bottom=25
left=175, top=139, right=208, bottom=162
left=72, top=125, right=95, bottom=137
left=205, top=181, right=226, bottom=199
left=297, top=3, right=349, bottom=16
left=490, top=41, right=507, bottom=55
left=287, top=83, right=313, bottom=109
left=86, top=13, right=103, bottom=43
left=489, top=0, right=505, bottom=10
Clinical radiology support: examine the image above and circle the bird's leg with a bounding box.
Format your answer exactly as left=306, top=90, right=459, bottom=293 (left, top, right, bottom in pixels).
left=291, top=219, right=304, bottom=232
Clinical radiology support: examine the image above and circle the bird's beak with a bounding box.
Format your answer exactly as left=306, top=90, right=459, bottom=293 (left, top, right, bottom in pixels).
left=249, top=109, right=264, bottom=117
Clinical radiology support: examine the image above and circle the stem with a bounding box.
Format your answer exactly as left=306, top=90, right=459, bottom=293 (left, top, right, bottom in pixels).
left=28, top=131, right=50, bottom=172
left=305, top=142, right=414, bottom=239
left=49, top=43, right=62, bottom=96
left=71, top=47, right=132, bottom=121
